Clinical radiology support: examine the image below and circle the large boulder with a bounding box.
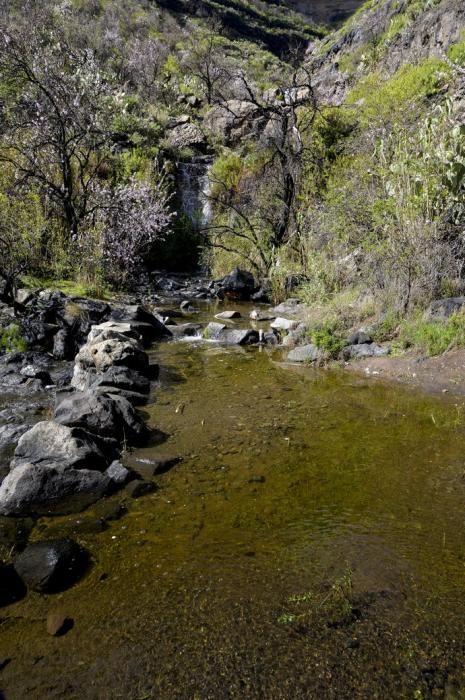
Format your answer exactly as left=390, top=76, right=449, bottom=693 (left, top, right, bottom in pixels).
left=14, top=538, right=88, bottom=593
left=0, top=461, right=110, bottom=516
left=72, top=335, right=148, bottom=391
left=216, top=329, right=259, bottom=345
left=89, top=365, right=151, bottom=396
left=203, top=323, right=258, bottom=345
left=87, top=322, right=141, bottom=344
left=13, top=421, right=106, bottom=470
left=217, top=268, right=256, bottom=301
left=54, top=391, right=148, bottom=446
left=166, top=323, right=203, bottom=338
left=204, top=100, right=264, bottom=145
left=109, top=305, right=172, bottom=344
left=58, top=297, right=110, bottom=337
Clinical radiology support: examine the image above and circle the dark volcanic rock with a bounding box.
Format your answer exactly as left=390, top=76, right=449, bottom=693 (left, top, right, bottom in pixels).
left=217, top=268, right=256, bottom=301
left=14, top=538, right=88, bottom=593
left=109, top=305, right=172, bottom=343
left=287, top=344, right=324, bottom=363
left=425, top=297, right=465, bottom=320
left=54, top=391, right=148, bottom=447
left=13, top=421, right=106, bottom=470
left=341, top=343, right=390, bottom=360
left=125, top=479, right=156, bottom=499
left=0, top=462, right=110, bottom=516
left=0, top=562, right=27, bottom=606
left=89, top=365, right=151, bottom=397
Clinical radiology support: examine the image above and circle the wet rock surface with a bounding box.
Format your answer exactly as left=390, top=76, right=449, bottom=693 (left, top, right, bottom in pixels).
left=0, top=461, right=111, bottom=516
left=287, top=344, right=324, bottom=363
left=14, top=538, right=88, bottom=593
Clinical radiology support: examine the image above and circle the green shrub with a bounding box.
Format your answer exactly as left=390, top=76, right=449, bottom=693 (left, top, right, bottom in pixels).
left=347, top=58, right=450, bottom=127
left=311, top=322, right=346, bottom=356
left=448, top=35, right=465, bottom=66
left=0, top=324, right=28, bottom=353
left=399, top=313, right=465, bottom=356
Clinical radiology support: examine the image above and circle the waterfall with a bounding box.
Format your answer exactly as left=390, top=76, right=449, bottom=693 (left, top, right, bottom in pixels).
left=176, top=157, right=212, bottom=230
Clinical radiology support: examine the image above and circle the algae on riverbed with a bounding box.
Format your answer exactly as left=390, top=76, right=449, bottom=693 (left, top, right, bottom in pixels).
left=3, top=331, right=465, bottom=697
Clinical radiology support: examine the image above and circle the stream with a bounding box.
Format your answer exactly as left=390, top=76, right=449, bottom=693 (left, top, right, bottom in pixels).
left=3, top=301, right=465, bottom=698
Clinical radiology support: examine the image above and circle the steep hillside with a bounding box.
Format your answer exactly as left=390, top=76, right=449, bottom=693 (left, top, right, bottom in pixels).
left=156, top=0, right=325, bottom=56
left=307, top=0, right=465, bottom=104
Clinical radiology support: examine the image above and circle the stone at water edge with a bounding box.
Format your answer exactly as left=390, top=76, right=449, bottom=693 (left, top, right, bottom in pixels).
left=270, top=317, right=300, bottom=332
left=281, top=323, right=308, bottom=348
left=203, top=322, right=226, bottom=340
left=271, top=298, right=304, bottom=317
left=218, top=268, right=256, bottom=301
left=0, top=462, right=110, bottom=516
left=180, top=300, right=195, bottom=313
left=250, top=309, right=276, bottom=321
left=105, top=460, right=130, bottom=486
left=109, top=305, right=172, bottom=340
left=47, top=613, right=74, bottom=637
left=216, top=328, right=260, bottom=345
left=125, top=480, right=156, bottom=499
left=127, top=456, right=182, bottom=479
left=14, top=538, right=88, bottom=593
left=287, top=345, right=324, bottom=363
left=13, top=421, right=107, bottom=470
left=54, top=390, right=148, bottom=447
left=166, top=323, right=203, bottom=338
left=215, top=311, right=241, bottom=320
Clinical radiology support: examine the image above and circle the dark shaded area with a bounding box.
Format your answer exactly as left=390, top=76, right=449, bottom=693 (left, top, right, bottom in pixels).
left=157, top=0, right=325, bottom=57
left=276, top=0, right=366, bottom=26
left=0, top=564, right=27, bottom=607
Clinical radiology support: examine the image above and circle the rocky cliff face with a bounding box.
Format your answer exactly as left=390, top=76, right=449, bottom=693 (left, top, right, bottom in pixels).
left=307, top=0, right=465, bottom=105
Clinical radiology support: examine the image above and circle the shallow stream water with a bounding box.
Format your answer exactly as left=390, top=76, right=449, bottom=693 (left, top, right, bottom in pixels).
left=3, top=303, right=465, bottom=698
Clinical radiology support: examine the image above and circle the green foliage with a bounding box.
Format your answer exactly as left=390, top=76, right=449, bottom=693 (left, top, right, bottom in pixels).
left=398, top=313, right=465, bottom=356
left=0, top=324, right=28, bottom=353
left=0, top=176, right=45, bottom=290
left=210, top=153, right=245, bottom=196
left=448, top=34, right=465, bottom=66
left=311, top=322, right=346, bottom=356
left=372, top=312, right=402, bottom=342
left=347, top=58, right=450, bottom=127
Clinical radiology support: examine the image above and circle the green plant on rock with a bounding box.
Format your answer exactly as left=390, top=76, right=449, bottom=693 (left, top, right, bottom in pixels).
left=347, top=58, right=450, bottom=129
left=0, top=324, right=28, bottom=353
left=311, top=322, right=346, bottom=357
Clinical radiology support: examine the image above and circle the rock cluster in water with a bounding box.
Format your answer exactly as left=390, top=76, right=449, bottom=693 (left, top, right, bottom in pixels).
left=0, top=306, right=170, bottom=517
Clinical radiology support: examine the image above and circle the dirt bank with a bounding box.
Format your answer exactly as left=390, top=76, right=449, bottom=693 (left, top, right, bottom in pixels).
left=348, top=348, right=465, bottom=398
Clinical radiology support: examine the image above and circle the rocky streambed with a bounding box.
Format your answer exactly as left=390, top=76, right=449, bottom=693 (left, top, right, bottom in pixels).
left=2, top=274, right=465, bottom=697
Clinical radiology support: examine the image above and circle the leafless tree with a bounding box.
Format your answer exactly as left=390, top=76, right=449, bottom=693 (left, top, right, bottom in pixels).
left=0, top=25, right=113, bottom=240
